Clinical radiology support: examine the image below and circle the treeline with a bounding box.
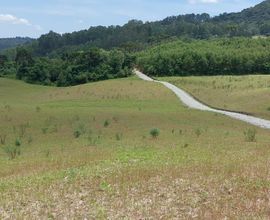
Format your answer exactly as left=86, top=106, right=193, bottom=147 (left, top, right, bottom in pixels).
left=17, top=0, right=270, bottom=56
left=13, top=47, right=135, bottom=86
left=0, top=37, right=33, bottom=51
left=137, top=37, right=270, bottom=76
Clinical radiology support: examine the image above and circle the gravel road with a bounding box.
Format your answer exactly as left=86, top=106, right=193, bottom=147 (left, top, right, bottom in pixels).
left=135, top=69, right=270, bottom=129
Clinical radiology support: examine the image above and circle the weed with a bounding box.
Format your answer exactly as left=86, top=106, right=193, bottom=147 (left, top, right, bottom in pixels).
left=99, top=181, right=111, bottom=192
left=104, top=120, right=110, bottom=127
left=15, top=138, right=21, bottom=147
left=45, top=150, right=50, bottom=158
left=3, top=145, right=21, bottom=160
left=36, top=106, right=41, bottom=113
left=0, top=134, right=6, bottom=145
left=150, top=128, right=160, bottom=139
left=244, top=128, right=257, bottom=142
left=18, top=124, right=28, bottom=138
left=73, top=130, right=81, bottom=138
left=183, top=143, right=189, bottom=148
left=27, top=135, right=33, bottom=144
left=115, top=133, right=123, bottom=141
left=195, top=128, right=202, bottom=138
left=42, top=127, right=48, bottom=134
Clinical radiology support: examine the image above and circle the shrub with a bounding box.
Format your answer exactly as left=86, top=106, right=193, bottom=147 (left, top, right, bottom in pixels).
left=104, top=120, right=110, bottom=127
left=42, top=127, right=48, bottom=134
left=73, top=129, right=81, bottom=138
left=244, top=128, right=257, bottom=142
left=115, top=133, right=122, bottom=141
left=195, top=128, right=202, bottom=138
left=3, top=145, right=21, bottom=160
left=0, top=134, right=6, bottom=145
left=15, top=138, right=21, bottom=146
left=36, top=106, right=41, bottom=112
left=150, top=128, right=160, bottom=139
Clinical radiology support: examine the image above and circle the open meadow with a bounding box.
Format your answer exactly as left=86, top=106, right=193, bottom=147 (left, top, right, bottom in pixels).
left=1, top=76, right=270, bottom=218
left=162, top=75, right=270, bottom=120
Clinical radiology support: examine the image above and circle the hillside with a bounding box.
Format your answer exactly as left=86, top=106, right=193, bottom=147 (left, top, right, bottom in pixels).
left=1, top=76, right=270, bottom=218
left=136, top=37, right=270, bottom=77
left=162, top=75, right=270, bottom=120
left=214, top=0, right=270, bottom=25
left=24, top=0, right=270, bottom=56
left=0, top=37, right=34, bottom=51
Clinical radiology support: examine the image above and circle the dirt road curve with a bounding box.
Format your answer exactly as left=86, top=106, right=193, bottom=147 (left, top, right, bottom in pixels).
left=135, top=69, right=270, bottom=130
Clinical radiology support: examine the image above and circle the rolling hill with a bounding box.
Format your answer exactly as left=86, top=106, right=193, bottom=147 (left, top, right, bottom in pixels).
left=28, top=0, right=270, bottom=56
left=1, top=76, right=270, bottom=218
left=0, top=37, right=34, bottom=51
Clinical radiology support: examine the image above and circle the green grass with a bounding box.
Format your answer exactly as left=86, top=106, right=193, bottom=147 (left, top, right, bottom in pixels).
left=1, top=76, right=270, bottom=218
left=161, top=75, right=270, bottom=119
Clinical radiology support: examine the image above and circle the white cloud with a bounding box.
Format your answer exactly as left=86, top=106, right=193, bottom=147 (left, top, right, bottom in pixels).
left=0, top=14, right=31, bottom=25
left=0, top=14, right=42, bottom=31
left=188, top=0, right=220, bottom=4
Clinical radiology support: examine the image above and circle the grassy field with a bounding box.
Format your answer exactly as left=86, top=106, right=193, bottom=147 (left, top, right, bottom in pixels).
left=161, top=75, right=270, bottom=120
left=1, top=76, right=270, bottom=218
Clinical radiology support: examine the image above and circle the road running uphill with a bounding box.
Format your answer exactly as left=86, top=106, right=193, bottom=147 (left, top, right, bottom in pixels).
left=134, top=69, right=270, bottom=130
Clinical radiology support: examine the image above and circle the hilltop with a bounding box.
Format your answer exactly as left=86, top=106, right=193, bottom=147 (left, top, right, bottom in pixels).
left=26, top=0, right=270, bottom=56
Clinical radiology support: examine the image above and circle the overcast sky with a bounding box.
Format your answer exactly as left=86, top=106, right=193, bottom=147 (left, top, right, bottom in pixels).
left=0, top=0, right=263, bottom=38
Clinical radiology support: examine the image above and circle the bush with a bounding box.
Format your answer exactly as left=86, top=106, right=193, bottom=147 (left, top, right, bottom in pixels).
left=0, top=134, right=6, bottom=145
left=195, top=128, right=202, bottom=137
left=3, top=145, right=21, bottom=160
left=115, top=133, right=122, bottom=141
left=104, top=120, right=110, bottom=127
left=15, top=138, right=21, bottom=146
left=73, top=129, right=81, bottom=138
left=150, top=128, right=160, bottom=139
left=244, top=128, right=257, bottom=142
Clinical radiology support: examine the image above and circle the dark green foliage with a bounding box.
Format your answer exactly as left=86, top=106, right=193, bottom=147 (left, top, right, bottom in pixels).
left=15, top=138, right=21, bottom=147
left=3, top=144, right=21, bottom=160
left=150, top=128, right=160, bottom=139
left=103, top=120, right=110, bottom=128
left=10, top=0, right=269, bottom=56
left=0, top=37, right=33, bottom=51
left=137, top=37, right=270, bottom=76
left=73, top=130, right=81, bottom=138
left=15, top=48, right=134, bottom=86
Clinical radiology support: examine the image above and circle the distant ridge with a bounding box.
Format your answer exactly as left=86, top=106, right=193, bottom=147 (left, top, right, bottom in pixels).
left=2, top=1, right=270, bottom=55
left=0, top=37, right=34, bottom=51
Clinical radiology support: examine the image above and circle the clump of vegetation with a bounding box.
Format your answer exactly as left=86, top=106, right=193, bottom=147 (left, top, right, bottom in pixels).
left=14, top=47, right=134, bottom=86
left=73, top=129, right=81, bottom=139
left=195, top=128, right=202, bottom=138
left=0, top=134, right=6, bottom=145
left=150, top=128, right=160, bottom=139
left=115, top=133, right=123, bottom=141
left=3, top=139, right=22, bottom=160
left=42, top=127, right=48, bottom=134
left=36, top=106, right=41, bottom=113
left=104, top=120, right=110, bottom=128
left=244, top=128, right=257, bottom=142
left=15, top=138, right=21, bottom=147
left=137, top=38, right=270, bottom=77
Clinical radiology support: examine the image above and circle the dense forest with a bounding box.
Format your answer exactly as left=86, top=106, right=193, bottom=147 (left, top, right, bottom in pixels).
left=21, top=0, right=270, bottom=56
left=137, top=37, right=270, bottom=76
left=12, top=47, right=135, bottom=86
left=0, top=37, right=33, bottom=51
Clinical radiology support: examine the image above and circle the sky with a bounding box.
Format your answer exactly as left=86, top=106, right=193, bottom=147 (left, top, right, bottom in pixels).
left=0, top=0, right=263, bottom=38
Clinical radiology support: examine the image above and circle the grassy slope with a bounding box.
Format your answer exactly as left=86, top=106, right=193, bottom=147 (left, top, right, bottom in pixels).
left=161, top=75, right=270, bottom=119
left=1, top=77, right=270, bottom=218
